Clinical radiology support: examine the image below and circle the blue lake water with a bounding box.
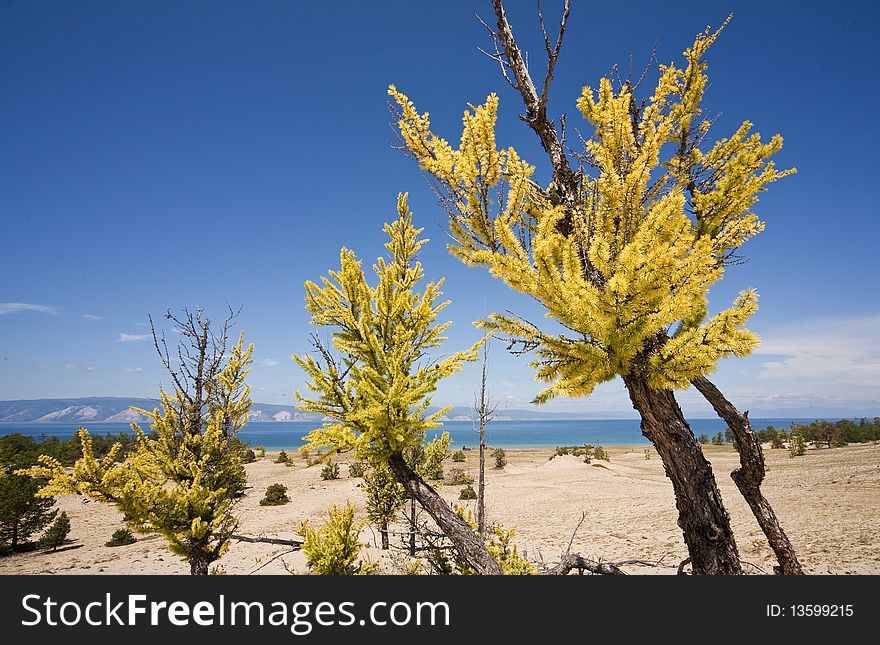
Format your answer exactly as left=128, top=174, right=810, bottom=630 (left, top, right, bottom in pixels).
left=0, top=417, right=837, bottom=449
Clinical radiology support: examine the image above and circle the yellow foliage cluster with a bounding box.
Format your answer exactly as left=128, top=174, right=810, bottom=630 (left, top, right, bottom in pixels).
left=390, top=20, right=792, bottom=400
left=24, top=334, right=254, bottom=565
left=295, top=193, right=477, bottom=459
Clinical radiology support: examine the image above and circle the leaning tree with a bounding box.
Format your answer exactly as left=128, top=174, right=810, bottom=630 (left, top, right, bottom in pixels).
left=389, top=0, right=801, bottom=574
left=295, top=193, right=502, bottom=574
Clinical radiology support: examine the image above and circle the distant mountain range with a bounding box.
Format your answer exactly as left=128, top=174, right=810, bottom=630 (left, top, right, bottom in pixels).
left=0, top=397, right=599, bottom=424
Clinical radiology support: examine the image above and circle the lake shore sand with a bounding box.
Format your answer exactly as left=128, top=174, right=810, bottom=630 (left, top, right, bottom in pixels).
left=2, top=442, right=878, bottom=575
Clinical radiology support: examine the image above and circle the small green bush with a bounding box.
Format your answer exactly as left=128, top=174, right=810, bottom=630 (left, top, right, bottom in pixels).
left=105, top=528, right=137, bottom=547
left=711, top=432, right=724, bottom=446
left=38, top=511, right=71, bottom=551
left=241, top=448, right=256, bottom=464
left=592, top=445, right=609, bottom=461
left=321, top=461, right=340, bottom=480
left=458, top=485, right=477, bottom=500
left=275, top=450, right=290, bottom=464
left=492, top=448, right=507, bottom=469
left=698, top=433, right=709, bottom=444
left=254, top=445, right=267, bottom=458
left=260, top=483, right=290, bottom=506
left=789, top=434, right=806, bottom=458
left=348, top=461, right=367, bottom=478
left=451, top=450, right=466, bottom=462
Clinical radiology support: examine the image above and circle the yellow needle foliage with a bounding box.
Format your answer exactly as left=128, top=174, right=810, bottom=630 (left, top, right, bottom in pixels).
left=389, top=19, right=793, bottom=400
left=295, top=193, right=477, bottom=459
left=25, top=333, right=254, bottom=570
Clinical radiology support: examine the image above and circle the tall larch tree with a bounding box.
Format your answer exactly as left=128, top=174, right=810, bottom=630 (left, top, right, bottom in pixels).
left=26, top=309, right=254, bottom=575
left=389, top=0, right=801, bottom=574
left=295, top=193, right=502, bottom=574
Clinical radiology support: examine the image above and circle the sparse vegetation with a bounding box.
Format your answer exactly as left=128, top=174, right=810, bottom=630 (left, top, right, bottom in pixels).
left=299, top=502, right=374, bottom=575
left=348, top=461, right=366, bottom=478
left=363, top=463, right=405, bottom=550
left=451, top=450, right=466, bottom=462
left=259, top=483, right=290, bottom=506
left=37, top=511, right=71, bottom=551
left=0, top=472, right=57, bottom=552
left=320, top=461, right=340, bottom=480
left=446, top=468, right=473, bottom=486
left=275, top=450, right=290, bottom=464
left=492, top=448, right=507, bottom=469
left=789, top=434, right=807, bottom=458
left=105, top=528, right=137, bottom=547
left=459, top=485, right=477, bottom=500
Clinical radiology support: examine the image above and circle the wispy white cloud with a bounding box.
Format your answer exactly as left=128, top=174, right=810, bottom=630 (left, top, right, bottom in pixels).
left=117, top=333, right=150, bottom=343
left=123, top=367, right=143, bottom=373
left=64, top=363, right=96, bottom=371
left=0, top=302, right=59, bottom=315
left=81, top=314, right=102, bottom=321
left=260, top=358, right=280, bottom=367
left=754, top=315, right=880, bottom=386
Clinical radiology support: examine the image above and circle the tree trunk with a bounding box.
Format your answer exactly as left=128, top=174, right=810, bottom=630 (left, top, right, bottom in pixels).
left=691, top=376, right=804, bottom=575
left=388, top=452, right=502, bottom=575
left=478, top=422, right=486, bottom=539
left=624, top=375, right=742, bottom=575
left=11, top=520, right=18, bottom=551
left=408, top=498, right=416, bottom=556
left=380, top=522, right=389, bottom=550
left=190, top=549, right=210, bottom=575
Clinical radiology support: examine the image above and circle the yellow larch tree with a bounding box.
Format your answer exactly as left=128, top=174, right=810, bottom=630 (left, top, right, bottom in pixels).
left=389, top=1, right=801, bottom=575
left=294, top=193, right=502, bottom=574
left=25, top=309, right=253, bottom=575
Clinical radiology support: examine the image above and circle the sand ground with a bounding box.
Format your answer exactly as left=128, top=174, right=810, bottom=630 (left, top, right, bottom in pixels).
left=2, top=443, right=878, bottom=575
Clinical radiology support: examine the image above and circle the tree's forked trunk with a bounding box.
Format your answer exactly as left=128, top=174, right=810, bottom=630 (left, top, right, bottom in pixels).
left=624, top=375, right=743, bottom=575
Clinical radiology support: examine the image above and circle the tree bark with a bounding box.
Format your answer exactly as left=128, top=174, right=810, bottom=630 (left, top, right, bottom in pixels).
left=190, top=549, right=210, bottom=575
left=388, top=452, right=502, bottom=575
left=691, top=376, right=804, bottom=575
left=550, top=554, right=626, bottom=576
left=478, top=423, right=486, bottom=539
left=624, top=375, right=742, bottom=575
left=408, top=498, right=416, bottom=557
left=380, top=523, right=389, bottom=550
left=231, top=534, right=302, bottom=548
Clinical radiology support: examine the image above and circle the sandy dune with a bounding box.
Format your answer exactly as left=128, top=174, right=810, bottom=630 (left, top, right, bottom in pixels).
left=2, top=443, right=878, bottom=575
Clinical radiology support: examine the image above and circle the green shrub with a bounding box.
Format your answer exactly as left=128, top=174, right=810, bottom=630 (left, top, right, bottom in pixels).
left=299, top=503, right=374, bottom=575
left=254, top=445, right=267, bottom=459
left=789, top=434, right=806, bottom=458
left=241, top=448, right=256, bottom=464
left=446, top=468, right=473, bottom=485
left=38, top=511, right=71, bottom=551
left=451, top=450, right=466, bottom=462
left=492, top=448, right=507, bottom=469
left=348, top=461, right=367, bottom=478
left=711, top=432, right=724, bottom=445
left=592, top=445, right=609, bottom=461
left=459, top=485, right=477, bottom=500
left=698, top=433, right=709, bottom=444
left=275, top=450, right=290, bottom=464
left=260, top=483, right=290, bottom=506
left=105, top=528, right=136, bottom=547
left=321, top=461, right=340, bottom=480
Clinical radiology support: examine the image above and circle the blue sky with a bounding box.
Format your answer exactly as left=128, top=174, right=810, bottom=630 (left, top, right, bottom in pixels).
left=1, top=0, right=878, bottom=417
